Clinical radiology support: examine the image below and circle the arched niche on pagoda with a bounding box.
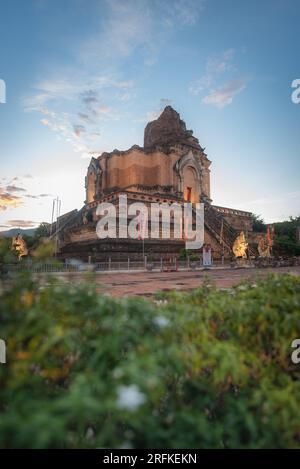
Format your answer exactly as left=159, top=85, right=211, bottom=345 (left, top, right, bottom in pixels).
left=174, top=150, right=202, bottom=203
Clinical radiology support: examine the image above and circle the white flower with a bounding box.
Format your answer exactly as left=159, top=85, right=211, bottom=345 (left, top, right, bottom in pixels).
left=116, top=385, right=146, bottom=411
left=112, top=367, right=124, bottom=379
left=119, top=441, right=133, bottom=449
left=154, top=299, right=168, bottom=306
left=85, top=427, right=95, bottom=441
left=154, top=315, right=169, bottom=328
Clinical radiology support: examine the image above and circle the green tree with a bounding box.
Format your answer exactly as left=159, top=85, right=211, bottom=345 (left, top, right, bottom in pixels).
left=0, top=238, right=18, bottom=276
left=34, top=222, right=50, bottom=240
left=252, top=214, right=266, bottom=232
left=273, top=216, right=300, bottom=256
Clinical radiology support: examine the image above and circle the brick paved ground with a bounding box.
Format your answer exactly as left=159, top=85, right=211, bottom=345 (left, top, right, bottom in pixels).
left=56, top=265, right=300, bottom=298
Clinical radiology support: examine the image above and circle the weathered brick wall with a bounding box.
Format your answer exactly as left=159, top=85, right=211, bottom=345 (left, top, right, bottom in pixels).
left=104, top=148, right=179, bottom=190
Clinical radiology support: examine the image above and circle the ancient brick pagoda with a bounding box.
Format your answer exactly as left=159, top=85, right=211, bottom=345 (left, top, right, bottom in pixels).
left=54, top=106, right=253, bottom=261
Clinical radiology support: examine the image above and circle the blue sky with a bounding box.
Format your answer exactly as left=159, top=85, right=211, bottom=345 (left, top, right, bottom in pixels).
left=0, top=0, right=299, bottom=230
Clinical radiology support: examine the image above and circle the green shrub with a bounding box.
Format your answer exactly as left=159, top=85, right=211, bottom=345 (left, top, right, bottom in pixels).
left=0, top=273, right=299, bottom=448
left=179, top=248, right=198, bottom=261
left=0, top=238, right=18, bottom=277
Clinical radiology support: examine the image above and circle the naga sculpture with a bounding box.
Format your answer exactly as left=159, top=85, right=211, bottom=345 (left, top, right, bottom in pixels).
left=257, top=234, right=271, bottom=258
left=11, top=234, right=28, bottom=260
left=232, top=231, right=248, bottom=258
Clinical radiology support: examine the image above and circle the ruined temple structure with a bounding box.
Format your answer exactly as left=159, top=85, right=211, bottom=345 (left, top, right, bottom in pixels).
left=53, top=106, right=254, bottom=261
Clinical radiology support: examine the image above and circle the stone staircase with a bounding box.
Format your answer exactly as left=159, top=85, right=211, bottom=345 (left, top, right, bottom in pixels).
left=203, top=204, right=257, bottom=257
left=50, top=208, right=83, bottom=242
left=203, top=204, right=236, bottom=254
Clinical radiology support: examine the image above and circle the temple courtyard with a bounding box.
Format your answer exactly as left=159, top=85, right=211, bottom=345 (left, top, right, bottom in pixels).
left=50, top=265, right=300, bottom=298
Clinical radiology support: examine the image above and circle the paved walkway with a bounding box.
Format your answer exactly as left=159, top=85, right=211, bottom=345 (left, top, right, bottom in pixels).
left=87, top=265, right=300, bottom=297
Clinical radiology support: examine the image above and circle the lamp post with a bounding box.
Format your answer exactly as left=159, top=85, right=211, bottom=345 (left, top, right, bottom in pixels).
left=51, top=197, right=61, bottom=258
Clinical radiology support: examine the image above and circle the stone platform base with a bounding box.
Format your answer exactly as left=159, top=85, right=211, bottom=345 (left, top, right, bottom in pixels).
left=58, top=237, right=188, bottom=262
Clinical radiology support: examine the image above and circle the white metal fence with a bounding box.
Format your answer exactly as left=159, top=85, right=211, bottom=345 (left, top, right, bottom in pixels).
left=5, top=257, right=228, bottom=273
left=4, top=256, right=299, bottom=274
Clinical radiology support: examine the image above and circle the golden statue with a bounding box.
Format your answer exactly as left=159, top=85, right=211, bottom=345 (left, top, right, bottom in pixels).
left=257, top=234, right=271, bottom=258
left=232, top=231, right=248, bottom=258
left=11, top=234, right=28, bottom=260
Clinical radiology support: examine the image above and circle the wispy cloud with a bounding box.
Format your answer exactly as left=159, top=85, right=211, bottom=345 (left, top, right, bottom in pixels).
left=73, top=124, right=86, bottom=138
left=25, top=193, right=52, bottom=199
left=115, top=90, right=135, bottom=102
left=190, top=49, right=248, bottom=108
left=136, top=98, right=173, bottom=123
left=23, top=76, right=130, bottom=156
left=160, top=0, right=205, bottom=27
left=0, top=193, right=23, bottom=212
left=202, top=78, right=247, bottom=108
left=237, top=190, right=300, bottom=223
left=5, top=220, right=38, bottom=228
left=189, top=49, right=235, bottom=95
left=0, top=183, right=25, bottom=211
left=5, top=185, right=26, bottom=193
left=81, top=0, right=204, bottom=64
left=160, top=98, right=173, bottom=108
left=0, top=180, right=52, bottom=212
left=239, top=190, right=300, bottom=208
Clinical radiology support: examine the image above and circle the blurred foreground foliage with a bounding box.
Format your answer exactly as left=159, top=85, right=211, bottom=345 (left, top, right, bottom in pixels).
left=0, top=273, right=300, bottom=448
